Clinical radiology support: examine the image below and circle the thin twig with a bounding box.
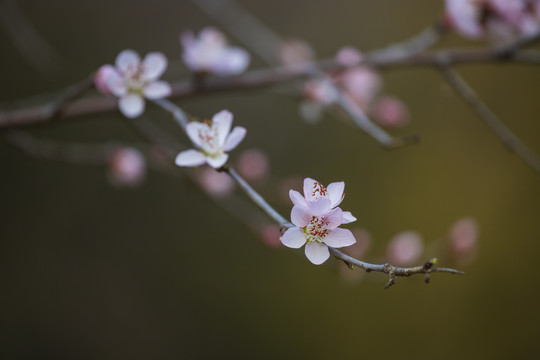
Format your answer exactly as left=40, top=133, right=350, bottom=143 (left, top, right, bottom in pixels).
left=439, top=65, right=540, bottom=175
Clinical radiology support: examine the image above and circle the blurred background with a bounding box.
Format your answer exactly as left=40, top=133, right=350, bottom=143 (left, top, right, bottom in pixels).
left=1, top=0, right=540, bottom=359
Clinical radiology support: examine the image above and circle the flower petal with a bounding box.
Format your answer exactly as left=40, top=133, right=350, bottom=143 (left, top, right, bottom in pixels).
left=289, top=190, right=308, bottom=207
left=223, top=127, right=246, bottom=152
left=303, top=177, right=318, bottom=201
left=341, top=211, right=357, bottom=224
left=281, top=228, right=306, bottom=249
left=175, top=149, right=206, bottom=167
left=304, top=242, right=330, bottom=265
left=307, top=197, right=331, bottom=217
left=325, top=208, right=343, bottom=230
left=186, top=122, right=210, bottom=148
left=214, top=47, right=250, bottom=75
left=212, top=110, right=233, bottom=146
left=323, top=228, right=356, bottom=248
left=206, top=153, right=229, bottom=169
left=143, top=81, right=171, bottom=99
left=142, top=52, right=168, bottom=81
left=116, top=49, right=140, bottom=74
left=119, top=94, right=145, bottom=118
left=291, top=205, right=311, bottom=228
left=327, top=181, right=345, bottom=208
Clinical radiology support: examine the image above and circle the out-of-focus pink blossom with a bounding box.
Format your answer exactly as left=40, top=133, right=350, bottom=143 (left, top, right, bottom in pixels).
left=447, top=217, right=479, bottom=264
left=338, top=67, right=381, bottom=108
left=108, top=147, right=146, bottom=187
left=371, top=96, right=410, bottom=128
left=95, top=50, right=171, bottom=118
left=195, top=166, right=235, bottom=197
left=335, top=46, right=363, bottom=67
left=445, top=0, right=485, bottom=39
left=259, top=224, right=282, bottom=248
left=175, top=110, right=246, bottom=169
left=181, top=27, right=250, bottom=76
left=235, top=149, right=270, bottom=183
left=386, top=231, right=424, bottom=266
left=278, top=39, right=314, bottom=68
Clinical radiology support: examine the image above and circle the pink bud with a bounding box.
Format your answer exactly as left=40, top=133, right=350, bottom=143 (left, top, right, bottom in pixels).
left=386, top=231, right=424, bottom=266
left=235, top=149, right=270, bottom=183
left=278, top=39, right=315, bottom=67
left=447, top=217, right=478, bottom=264
left=95, top=65, right=117, bottom=95
left=195, top=166, right=235, bottom=197
left=371, top=96, right=410, bottom=128
left=338, top=67, right=381, bottom=108
left=259, top=224, right=282, bottom=248
left=335, top=46, right=363, bottom=67
left=108, top=148, right=146, bottom=187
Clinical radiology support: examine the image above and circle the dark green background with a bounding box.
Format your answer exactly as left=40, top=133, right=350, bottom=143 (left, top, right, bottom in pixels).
left=1, top=0, right=540, bottom=359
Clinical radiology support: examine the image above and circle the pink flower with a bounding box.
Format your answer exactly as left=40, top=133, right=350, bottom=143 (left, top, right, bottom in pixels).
left=195, top=166, right=235, bottom=197
left=281, top=199, right=356, bottom=265
left=95, top=50, right=171, bottom=118
left=335, top=46, right=363, bottom=67
left=386, top=231, right=424, bottom=266
left=235, top=148, right=270, bottom=182
left=108, top=147, right=146, bottom=187
left=175, top=110, right=246, bottom=169
left=371, top=96, right=410, bottom=128
left=338, top=67, right=381, bottom=108
left=447, top=217, right=479, bottom=264
left=181, top=27, right=250, bottom=76
left=289, top=177, right=356, bottom=224
left=445, top=0, right=485, bottom=39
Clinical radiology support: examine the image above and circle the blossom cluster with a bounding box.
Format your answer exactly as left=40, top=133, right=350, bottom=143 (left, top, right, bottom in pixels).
left=281, top=178, right=357, bottom=265
left=445, top=0, right=540, bottom=42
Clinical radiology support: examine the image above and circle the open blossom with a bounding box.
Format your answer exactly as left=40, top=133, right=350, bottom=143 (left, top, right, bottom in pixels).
left=289, top=177, right=357, bottom=224
left=107, top=147, right=146, bottom=187
left=281, top=178, right=357, bottom=265
left=175, top=110, right=246, bottom=169
left=181, top=27, right=250, bottom=75
left=95, top=50, right=171, bottom=118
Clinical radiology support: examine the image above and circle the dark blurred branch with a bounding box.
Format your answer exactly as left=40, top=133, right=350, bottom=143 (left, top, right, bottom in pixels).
left=439, top=65, right=540, bottom=175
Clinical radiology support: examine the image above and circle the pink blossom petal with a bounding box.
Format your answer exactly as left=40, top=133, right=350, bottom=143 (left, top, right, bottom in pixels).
left=281, top=228, right=307, bottom=249
left=142, top=52, right=168, bottom=81
left=106, top=71, right=127, bottom=97
left=325, top=208, right=343, bottom=230
left=304, top=242, right=330, bottom=265
left=206, top=153, right=229, bottom=169
left=95, top=65, right=117, bottom=95
left=212, top=110, right=233, bottom=146
left=289, top=189, right=308, bottom=208
left=323, top=228, right=356, bottom=248
left=116, top=49, right=140, bottom=74
left=200, top=27, right=227, bottom=47
left=307, top=197, right=332, bottom=217
left=445, top=0, right=484, bottom=39
left=119, top=94, right=145, bottom=118
left=291, top=205, right=311, bottom=228
left=327, top=181, right=345, bottom=208
left=223, top=127, right=246, bottom=152
left=303, top=177, right=318, bottom=201
left=335, top=46, right=363, bottom=67
left=175, top=149, right=206, bottom=167
left=143, top=81, right=171, bottom=99
left=186, top=122, right=210, bottom=148
left=341, top=211, right=357, bottom=224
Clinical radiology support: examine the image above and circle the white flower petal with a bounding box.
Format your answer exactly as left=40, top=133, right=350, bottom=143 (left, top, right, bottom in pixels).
left=212, top=110, right=233, bottom=146
left=175, top=149, right=206, bottom=167
left=118, top=94, right=145, bottom=118
left=304, top=242, right=330, bottom=265
left=291, top=205, right=311, bottom=228
left=281, top=228, right=306, bottom=249
left=206, top=153, right=229, bottom=168
left=325, top=208, right=343, bottom=230
left=303, top=177, right=318, bottom=201
left=142, top=52, right=168, bottom=81
left=323, top=228, right=356, bottom=248
left=327, top=181, right=345, bottom=208
left=116, top=49, right=140, bottom=74
left=289, top=190, right=308, bottom=208
left=143, top=81, right=171, bottom=99
left=186, top=122, right=210, bottom=148
left=341, top=211, right=357, bottom=224
left=223, top=127, right=246, bottom=152
left=307, top=197, right=331, bottom=217
left=215, top=47, right=250, bottom=75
